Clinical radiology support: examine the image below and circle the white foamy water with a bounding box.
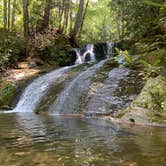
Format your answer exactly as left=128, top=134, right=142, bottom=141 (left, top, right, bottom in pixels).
left=13, top=66, right=76, bottom=112
left=49, top=60, right=107, bottom=114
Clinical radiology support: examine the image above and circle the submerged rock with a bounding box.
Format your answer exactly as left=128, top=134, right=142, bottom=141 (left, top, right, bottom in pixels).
left=120, top=76, right=166, bottom=125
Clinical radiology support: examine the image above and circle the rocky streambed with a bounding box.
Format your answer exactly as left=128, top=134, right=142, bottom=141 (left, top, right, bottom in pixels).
left=1, top=57, right=166, bottom=127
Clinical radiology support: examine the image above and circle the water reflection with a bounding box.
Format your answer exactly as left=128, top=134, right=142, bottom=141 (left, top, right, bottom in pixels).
left=0, top=113, right=165, bottom=166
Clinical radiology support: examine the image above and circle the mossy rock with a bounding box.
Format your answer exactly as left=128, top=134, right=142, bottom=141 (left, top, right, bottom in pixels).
left=133, top=76, right=166, bottom=113
left=119, top=76, right=166, bottom=124
left=0, top=82, right=16, bottom=109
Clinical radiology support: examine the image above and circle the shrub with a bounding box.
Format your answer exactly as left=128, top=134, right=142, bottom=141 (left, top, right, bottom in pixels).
left=38, top=35, right=76, bottom=66
left=0, top=31, right=26, bottom=69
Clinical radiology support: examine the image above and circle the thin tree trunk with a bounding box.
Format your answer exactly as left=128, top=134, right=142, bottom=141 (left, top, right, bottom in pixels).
left=63, top=0, right=70, bottom=33
left=7, top=0, right=10, bottom=31
left=11, top=0, right=16, bottom=29
left=58, top=0, right=64, bottom=32
left=41, top=0, right=52, bottom=31
left=3, top=0, right=7, bottom=31
left=22, top=0, right=29, bottom=38
left=70, top=0, right=84, bottom=47
left=79, top=0, right=89, bottom=37
left=100, top=15, right=106, bottom=40
left=69, top=10, right=73, bottom=34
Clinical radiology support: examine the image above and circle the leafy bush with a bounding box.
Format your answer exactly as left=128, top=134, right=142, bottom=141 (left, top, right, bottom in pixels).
left=38, top=35, right=76, bottom=66
left=0, top=31, right=26, bottom=69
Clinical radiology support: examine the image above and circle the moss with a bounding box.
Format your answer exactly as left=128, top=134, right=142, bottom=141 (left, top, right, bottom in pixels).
left=120, top=76, right=166, bottom=123
left=0, top=82, right=16, bottom=109
left=133, top=76, right=166, bottom=113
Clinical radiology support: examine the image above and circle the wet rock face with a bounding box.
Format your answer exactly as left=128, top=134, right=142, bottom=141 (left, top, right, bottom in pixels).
left=0, top=82, right=16, bottom=109
left=120, top=76, right=166, bottom=124
left=94, top=42, right=108, bottom=60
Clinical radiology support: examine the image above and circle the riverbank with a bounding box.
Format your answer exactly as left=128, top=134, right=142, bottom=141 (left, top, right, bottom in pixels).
left=0, top=59, right=59, bottom=109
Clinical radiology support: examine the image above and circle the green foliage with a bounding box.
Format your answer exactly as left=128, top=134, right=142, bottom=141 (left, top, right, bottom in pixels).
left=113, top=48, right=136, bottom=68
left=0, top=31, right=26, bottom=69
left=138, top=59, right=161, bottom=80
left=39, top=35, right=75, bottom=66
left=81, top=0, right=115, bottom=43
left=115, top=48, right=132, bottom=63
left=0, top=82, right=16, bottom=108
left=110, top=0, right=161, bottom=40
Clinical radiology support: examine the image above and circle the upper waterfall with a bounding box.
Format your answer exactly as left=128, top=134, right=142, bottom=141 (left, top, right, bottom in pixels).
left=75, top=44, right=96, bottom=64
left=74, top=42, right=115, bottom=65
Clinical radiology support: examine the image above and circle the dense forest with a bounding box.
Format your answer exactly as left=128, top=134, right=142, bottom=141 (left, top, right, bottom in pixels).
left=0, top=0, right=165, bottom=69
left=0, top=1, right=166, bottom=165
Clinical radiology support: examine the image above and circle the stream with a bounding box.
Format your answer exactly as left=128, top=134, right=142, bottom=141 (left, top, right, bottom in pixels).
left=0, top=43, right=165, bottom=165
left=0, top=113, right=165, bottom=166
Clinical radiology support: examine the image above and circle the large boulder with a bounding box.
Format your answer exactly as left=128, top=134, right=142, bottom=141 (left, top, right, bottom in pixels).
left=120, top=76, right=166, bottom=125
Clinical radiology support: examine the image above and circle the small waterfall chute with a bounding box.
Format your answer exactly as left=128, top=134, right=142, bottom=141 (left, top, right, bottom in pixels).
left=107, top=42, right=115, bottom=57
left=82, top=44, right=96, bottom=62
left=49, top=60, right=107, bottom=115
left=74, top=44, right=96, bottom=64
left=74, top=48, right=83, bottom=65
left=12, top=66, right=76, bottom=113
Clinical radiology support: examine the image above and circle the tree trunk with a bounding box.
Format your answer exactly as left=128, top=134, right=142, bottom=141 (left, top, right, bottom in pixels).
left=3, top=0, right=7, bottom=31
left=58, top=0, right=64, bottom=32
left=63, top=0, right=70, bottom=33
left=22, top=0, right=29, bottom=38
left=41, top=0, right=52, bottom=31
left=70, top=0, right=84, bottom=47
left=79, top=0, right=89, bottom=37
left=7, top=0, right=10, bottom=31
left=69, top=10, right=73, bottom=34
left=11, top=0, right=16, bottom=29
left=100, top=15, right=106, bottom=41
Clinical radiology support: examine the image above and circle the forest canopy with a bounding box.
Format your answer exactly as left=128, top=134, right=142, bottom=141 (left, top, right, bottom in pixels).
left=0, top=0, right=165, bottom=68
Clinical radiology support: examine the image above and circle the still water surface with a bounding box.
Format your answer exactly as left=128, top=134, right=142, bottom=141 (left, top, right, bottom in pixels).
left=0, top=112, right=165, bottom=166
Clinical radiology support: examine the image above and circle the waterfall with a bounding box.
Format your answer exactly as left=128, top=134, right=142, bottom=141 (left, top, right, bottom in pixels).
left=74, top=42, right=115, bottom=65
left=86, top=68, right=130, bottom=116
left=74, top=48, right=83, bottom=64
left=74, top=44, right=96, bottom=64
left=2, top=41, right=117, bottom=114
left=83, top=44, right=96, bottom=62
left=12, top=66, right=76, bottom=112
left=49, top=60, right=107, bottom=114
left=107, top=42, right=115, bottom=57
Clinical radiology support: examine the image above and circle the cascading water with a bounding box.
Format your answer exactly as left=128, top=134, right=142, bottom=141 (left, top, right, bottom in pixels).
left=86, top=68, right=130, bottom=116
left=3, top=41, right=117, bottom=114
left=13, top=66, right=76, bottom=112
left=49, top=60, right=107, bottom=114
left=83, top=44, right=96, bottom=62
left=74, top=48, right=83, bottom=64
left=74, top=44, right=96, bottom=64
left=107, top=42, right=115, bottom=57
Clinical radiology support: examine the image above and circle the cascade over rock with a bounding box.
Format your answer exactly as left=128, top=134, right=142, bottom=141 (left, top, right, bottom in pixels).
left=49, top=60, right=107, bottom=114
left=74, top=42, right=115, bottom=64
left=13, top=66, right=76, bottom=112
